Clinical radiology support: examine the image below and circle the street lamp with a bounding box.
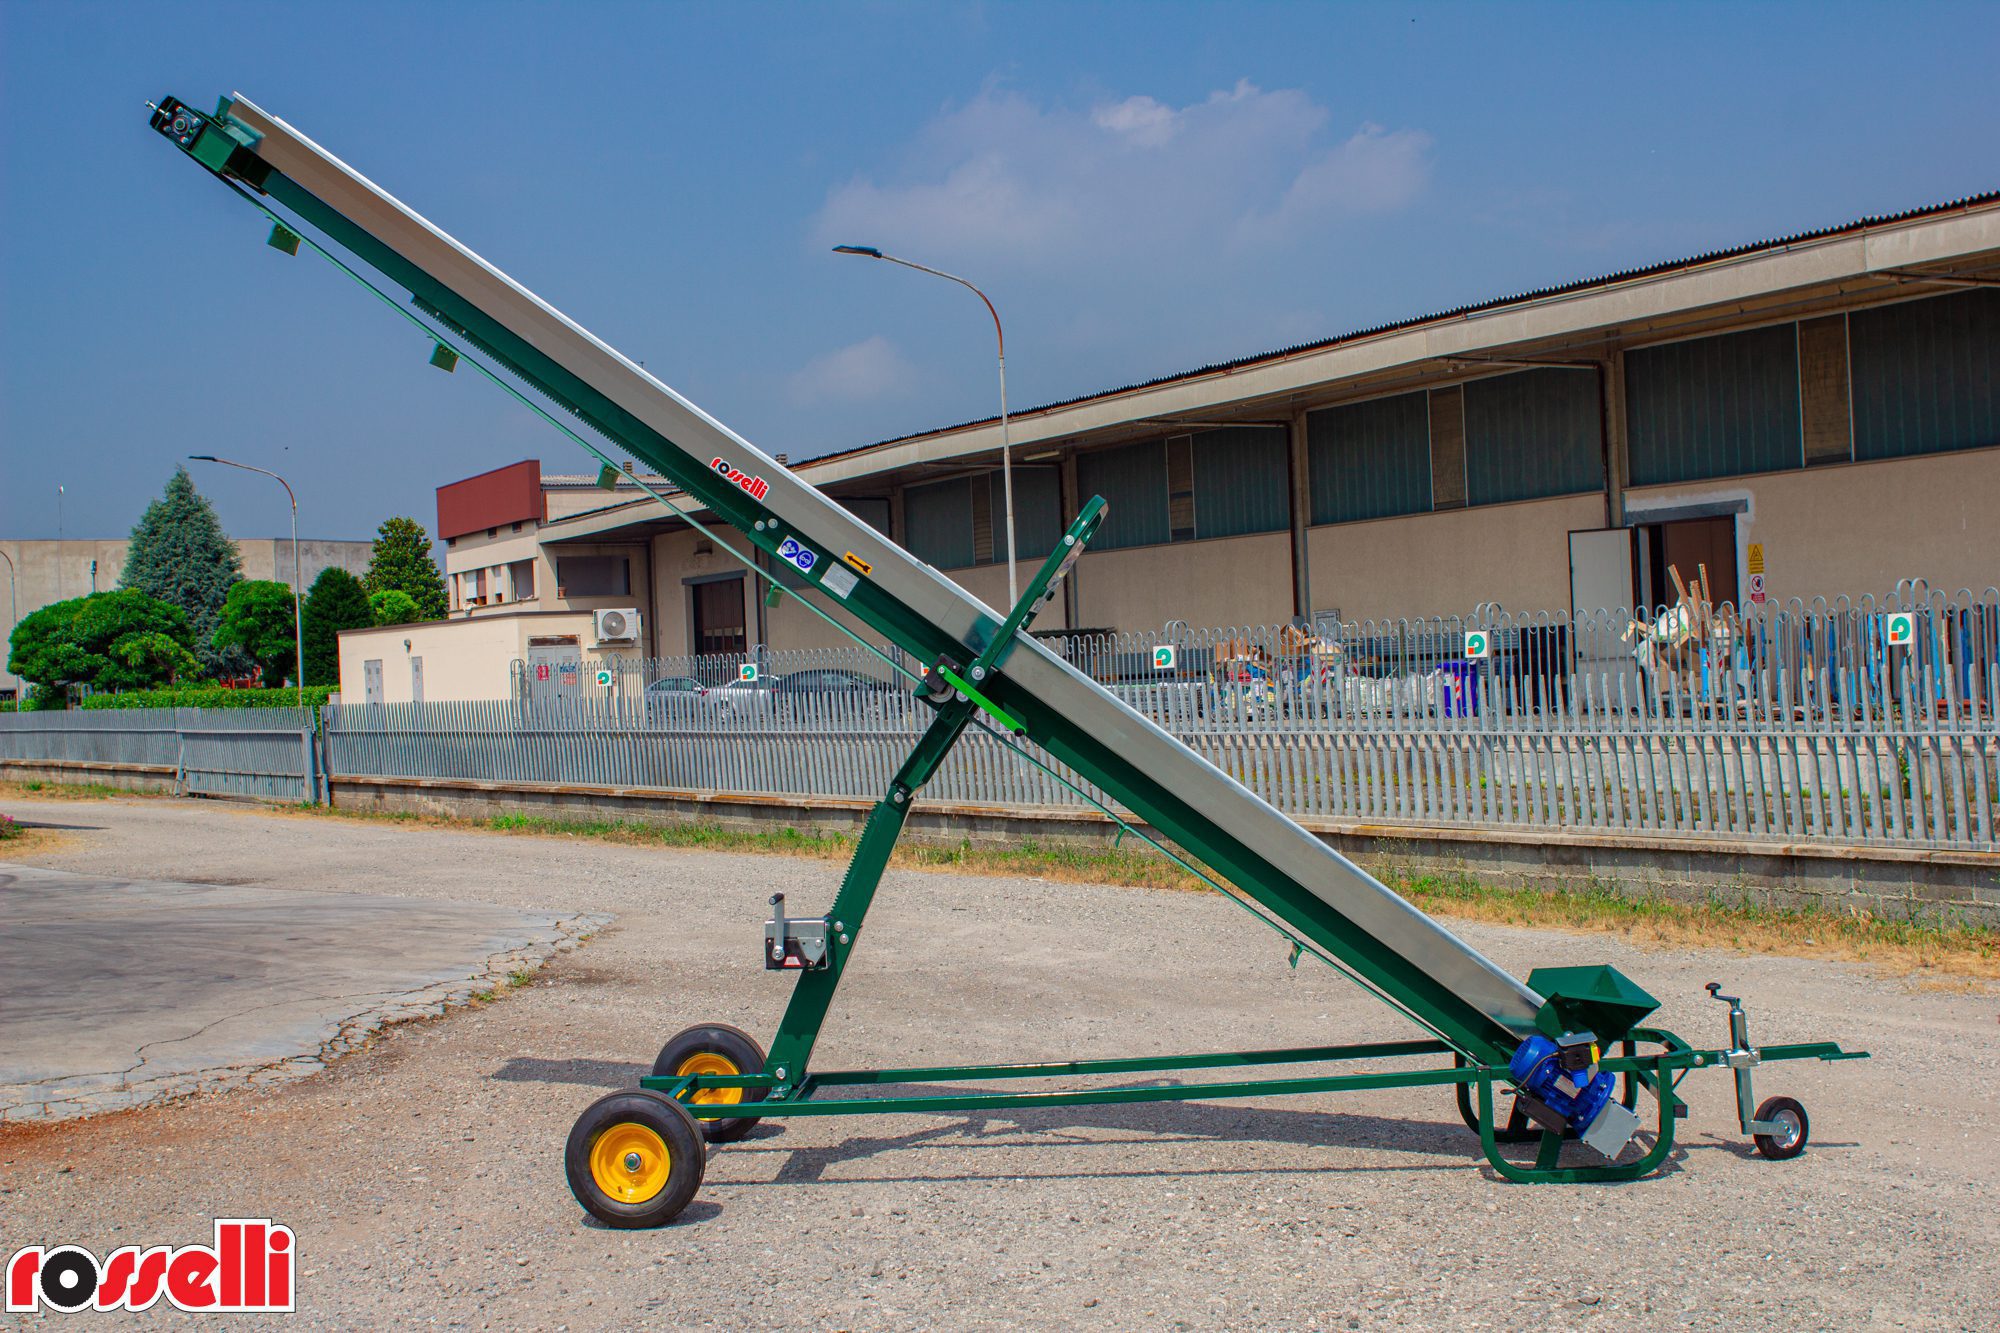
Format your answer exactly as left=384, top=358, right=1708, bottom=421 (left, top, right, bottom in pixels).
left=833, top=245, right=1019, bottom=604
left=188, top=455, right=305, bottom=708
left=0, top=546, right=15, bottom=699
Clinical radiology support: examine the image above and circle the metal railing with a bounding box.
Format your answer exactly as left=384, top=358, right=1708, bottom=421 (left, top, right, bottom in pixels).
left=10, top=588, right=1997, bottom=850
left=359, top=587, right=2000, bottom=851
left=0, top=707, right=320, bottom=802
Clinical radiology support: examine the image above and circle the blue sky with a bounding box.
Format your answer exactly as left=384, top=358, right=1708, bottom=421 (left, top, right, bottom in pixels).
left=3, top=1, right=1995, bottom=544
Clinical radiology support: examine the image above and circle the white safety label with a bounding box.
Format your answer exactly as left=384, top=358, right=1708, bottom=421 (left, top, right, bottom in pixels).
left=820, top=563, right=859, bottom=600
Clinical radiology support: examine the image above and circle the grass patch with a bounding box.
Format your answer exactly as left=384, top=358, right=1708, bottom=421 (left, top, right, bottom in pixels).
left=0, top=779, right=155, bottom=801
left=293, top=803, right=1998, bottom=984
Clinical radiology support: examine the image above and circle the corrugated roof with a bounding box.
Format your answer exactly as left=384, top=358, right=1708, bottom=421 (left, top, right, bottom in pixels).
left=804, top=188, right=2000, bottom=469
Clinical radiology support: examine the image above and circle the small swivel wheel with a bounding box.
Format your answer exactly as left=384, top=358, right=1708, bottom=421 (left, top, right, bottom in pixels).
left=565, top=1089, right=705, bottom=1228
left=655, top=1023, right=767, bottom=1143
left=1753, top=1096, right=1810, bottom=1161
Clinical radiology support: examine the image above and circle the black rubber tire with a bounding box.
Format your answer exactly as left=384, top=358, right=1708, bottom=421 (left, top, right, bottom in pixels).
left=653, top=1023, right=767, bottom=1143
left=1454, top=1067, right=1542, bottom=1144
left=564, top=1089, right=706, bottom=1229
left=1752, top=1095, right=1810, bottom=1161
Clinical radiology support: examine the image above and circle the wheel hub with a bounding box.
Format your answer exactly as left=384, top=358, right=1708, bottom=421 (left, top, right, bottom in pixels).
left=588, top=1123, right=671, bottom=1204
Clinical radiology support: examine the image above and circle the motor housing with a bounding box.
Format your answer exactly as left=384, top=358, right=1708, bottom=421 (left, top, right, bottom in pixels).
left=1508, top=1033, right=1641, bottom=1158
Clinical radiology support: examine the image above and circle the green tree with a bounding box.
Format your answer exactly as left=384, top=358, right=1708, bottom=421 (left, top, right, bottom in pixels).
left=368, top=589, right=422, bottom=626
left=7, top=590, right=198, bottom=703
left=363, top=517, right=447, bottom=621
left=120, top=467, right=243, bottom=674
left=211, top=580, right=298, bottom=685
left=300, top=566, right=372, bottom=687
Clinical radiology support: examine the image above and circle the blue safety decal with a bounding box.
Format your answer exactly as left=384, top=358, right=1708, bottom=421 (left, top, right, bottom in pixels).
left=777, top=536, right=818, bottom=574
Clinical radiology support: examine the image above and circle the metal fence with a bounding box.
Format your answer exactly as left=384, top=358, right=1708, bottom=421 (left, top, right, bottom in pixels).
left=11, top=589, right=1998, bottom=851
left=356, top=587, right=2000, bottom=852
left=0, top=708, right=321, bottom=802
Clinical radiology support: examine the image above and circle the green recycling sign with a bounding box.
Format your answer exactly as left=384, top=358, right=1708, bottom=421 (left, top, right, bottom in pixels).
left=1463, top=630, right=1491, bottom=660
left=1153, top=644, right=1178, bottom=671
left=1885, top=612, right=1915, bottom=649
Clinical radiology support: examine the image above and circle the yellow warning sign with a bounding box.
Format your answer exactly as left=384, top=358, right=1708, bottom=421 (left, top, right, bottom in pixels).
left=1747, top=543, right=1765, bottom=576
left=843, top=552, right=873, bottom=576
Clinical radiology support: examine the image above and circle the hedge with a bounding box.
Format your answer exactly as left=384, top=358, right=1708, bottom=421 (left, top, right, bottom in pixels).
left=80, top=686, right=337, bottom=711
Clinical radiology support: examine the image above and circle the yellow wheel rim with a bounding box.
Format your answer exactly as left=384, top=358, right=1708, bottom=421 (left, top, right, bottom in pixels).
left=677, top=1052, right=745, bottom=1105
left=588, top=1123, right=671, bottom=1204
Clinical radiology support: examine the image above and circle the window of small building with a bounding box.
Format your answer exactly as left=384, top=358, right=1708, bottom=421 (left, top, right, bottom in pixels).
left=1307, top=391, right=1432, bottom=525
left=1077, top=440, right=1168, bottom=550
left=1626, top=323, right=1803, bottom=486
left=507, top=559, right=536, bottom=600
left=903, top=476, right=976, bottom=569
left=1849, top=289, right=2000, bottom=462
left=1463, top=367, right=1605, bottom=506
left=556, top=554, right=631, bottom=597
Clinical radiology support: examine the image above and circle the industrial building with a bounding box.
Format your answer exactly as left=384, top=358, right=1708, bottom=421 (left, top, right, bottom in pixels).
left=382, top=190, right=1998, bottom=699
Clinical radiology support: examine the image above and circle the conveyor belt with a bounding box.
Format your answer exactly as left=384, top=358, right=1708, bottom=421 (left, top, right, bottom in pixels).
left=154, top=93, right=1545, bottom=1062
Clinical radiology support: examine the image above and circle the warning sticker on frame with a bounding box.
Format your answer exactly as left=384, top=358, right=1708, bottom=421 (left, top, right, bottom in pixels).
left=820, top=564, right=859, bottom=600
left=776, top=536, right=818, bottom=574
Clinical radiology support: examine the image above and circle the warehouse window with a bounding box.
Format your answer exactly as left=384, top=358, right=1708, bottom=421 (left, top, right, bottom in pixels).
left=903, top=477, right=976, bottom=569
left=982, top=467, right=1063, bottom=564
left=1626, top=323, right=1802, bottom=486
left=556, top=555, right=630, bottom=597
left=1192, top=426, right=1290, bottom=537
left=1849, top=289, right=2000, bottom=462
left=1077, top=440, right=1169, bottom=550
left=840, top=496, right=893, bottom=536
left=1307, top=391, right=1432, bottom=525
left=1463, top=368, right=1604, bottom=506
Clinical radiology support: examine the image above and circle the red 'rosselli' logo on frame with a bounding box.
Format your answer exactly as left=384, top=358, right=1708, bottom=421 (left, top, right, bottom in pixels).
left=6, top=1219, right=296, bottom=1314
left=710, top=455, right=771, bottom=501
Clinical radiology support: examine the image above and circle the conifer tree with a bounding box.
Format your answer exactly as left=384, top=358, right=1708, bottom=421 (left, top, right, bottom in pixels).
left=363, top=517, right=448, bottom=621
left=120, top=468, right=242, bottom=675
left=300, top=566, right=372, bottom=687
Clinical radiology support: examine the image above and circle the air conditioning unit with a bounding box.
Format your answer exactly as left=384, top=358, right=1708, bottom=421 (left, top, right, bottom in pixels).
left=594, top=607, right=642, bottom=644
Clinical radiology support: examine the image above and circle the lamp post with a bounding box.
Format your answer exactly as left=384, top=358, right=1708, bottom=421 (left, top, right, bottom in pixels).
left=0, top=546, right=15, bottom=700
left=188, top=455, right=304, bottom=708
left=833, top=245, right=1019, bottom=604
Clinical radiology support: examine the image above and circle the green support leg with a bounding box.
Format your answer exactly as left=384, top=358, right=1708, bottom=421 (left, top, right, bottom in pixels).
left=760, top=697, right=976, bottom=1093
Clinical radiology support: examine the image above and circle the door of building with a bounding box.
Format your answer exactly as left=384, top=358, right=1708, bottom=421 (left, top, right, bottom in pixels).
left=363, top=658, right=384, bottom=705
left=692, top=576, right=748, bottom=657
left=1568, top=527, right=1639, bottom=693
left=524, top=635, right=583, bottom=701
left=1640, top=516, right=1739, bottom=611
left=410, top=656, right=425, bottom=703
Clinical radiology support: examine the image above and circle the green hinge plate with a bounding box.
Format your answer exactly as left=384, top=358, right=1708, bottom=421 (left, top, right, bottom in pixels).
left=935, top=664, right=1023, bottom=733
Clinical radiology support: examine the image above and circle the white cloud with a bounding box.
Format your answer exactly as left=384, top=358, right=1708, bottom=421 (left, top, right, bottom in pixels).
left=786, top=335, right=916, bottom=406
left=1237, top=123, right=1435, bottom=243
left=812, top=81, right=1432, bottom=267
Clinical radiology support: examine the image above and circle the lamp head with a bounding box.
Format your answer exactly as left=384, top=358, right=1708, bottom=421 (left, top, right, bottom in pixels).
left=831, top=245, right=883, bottom=259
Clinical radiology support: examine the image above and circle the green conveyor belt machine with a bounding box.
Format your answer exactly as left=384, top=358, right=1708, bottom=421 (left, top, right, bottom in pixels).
left=148, top=93, right=1867, bottom=1227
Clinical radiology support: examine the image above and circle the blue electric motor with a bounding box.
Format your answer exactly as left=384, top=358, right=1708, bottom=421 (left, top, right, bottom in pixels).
left=1509, top=1033, right=1618, bottom=1134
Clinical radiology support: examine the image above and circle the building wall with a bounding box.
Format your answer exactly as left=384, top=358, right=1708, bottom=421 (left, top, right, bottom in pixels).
left=1625, top=444, right=2000, bottom=605
left=336, top=612, right=597, bottom=703
left=1073, top=531, right=1294, bottom=631
left=1306, top=493, right=1605, bottom=623
left=648, top=529, right=746, bottom=658
left=0, top=536, right=371, bottom=695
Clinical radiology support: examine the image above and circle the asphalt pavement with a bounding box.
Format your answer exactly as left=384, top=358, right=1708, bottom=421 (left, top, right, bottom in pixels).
left=0, top=864, right=600, bottom=1121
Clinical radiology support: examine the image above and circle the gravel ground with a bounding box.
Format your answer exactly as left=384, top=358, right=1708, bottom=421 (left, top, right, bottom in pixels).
left=0, top=795, right=1994, bottom=1330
